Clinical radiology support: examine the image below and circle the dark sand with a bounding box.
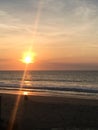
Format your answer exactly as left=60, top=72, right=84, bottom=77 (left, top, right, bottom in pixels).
left=1, top=94, right=98, bottom=130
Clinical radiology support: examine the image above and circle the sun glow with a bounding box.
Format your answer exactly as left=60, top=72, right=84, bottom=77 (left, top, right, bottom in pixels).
left=23, top=91, right=28, bottom=96
left=24, top=56, right=32, bottom=64
left=21, top=51, right=36, bottom=64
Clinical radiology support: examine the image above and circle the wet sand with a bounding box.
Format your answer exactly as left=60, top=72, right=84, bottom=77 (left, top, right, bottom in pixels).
left=1, top=94, right=98, bottom=130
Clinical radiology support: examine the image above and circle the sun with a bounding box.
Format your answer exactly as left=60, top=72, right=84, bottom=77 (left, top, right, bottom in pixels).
left=24, top=56, right=32, bottom=64
left=21, top=51, right=36, bottom=64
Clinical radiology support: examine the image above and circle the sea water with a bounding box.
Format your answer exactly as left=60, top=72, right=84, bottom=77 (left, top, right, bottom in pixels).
left=0, top=70, right=98, bottom=98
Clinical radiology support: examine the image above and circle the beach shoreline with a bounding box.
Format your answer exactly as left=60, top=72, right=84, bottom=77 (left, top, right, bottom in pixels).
left=0, top=93, right=98, bottom=129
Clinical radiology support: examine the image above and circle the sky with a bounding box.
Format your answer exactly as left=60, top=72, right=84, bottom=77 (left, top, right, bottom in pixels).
left=0, top=0, right=98, bottom=70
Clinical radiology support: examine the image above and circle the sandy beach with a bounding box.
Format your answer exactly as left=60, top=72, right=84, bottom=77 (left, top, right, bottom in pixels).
left=0, top=93, right=98, bottom=130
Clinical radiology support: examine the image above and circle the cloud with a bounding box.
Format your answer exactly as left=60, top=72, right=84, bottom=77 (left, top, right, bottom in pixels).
left=35, top=0, right=98, bottom=45
left=0, top=10, right=34, bottom=37
left=35, top=60, right=98, bottom=70
left=0, top=1, right=98, bottom=51
left=0, top=0, right=98, bottom=38
left=0, top=58, right=12, bottom=62
left=0, top=0, right=41, bottom=24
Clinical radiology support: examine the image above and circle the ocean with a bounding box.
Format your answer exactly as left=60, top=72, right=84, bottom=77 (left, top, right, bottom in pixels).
left=0, top=70, right=98, bottom=98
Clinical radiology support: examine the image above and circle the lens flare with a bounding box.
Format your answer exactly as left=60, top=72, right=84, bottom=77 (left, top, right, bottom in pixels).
left=8, top=0, right=44, bottom=129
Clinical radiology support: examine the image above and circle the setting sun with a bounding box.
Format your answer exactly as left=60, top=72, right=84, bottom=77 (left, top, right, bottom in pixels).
left=23, top=56, right=32, bottom=64
left=21, top=51, right=36, bottom=64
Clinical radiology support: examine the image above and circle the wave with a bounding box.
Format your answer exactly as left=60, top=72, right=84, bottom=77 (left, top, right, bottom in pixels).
left=0, top=78, right=97, bottom=83
left=0, top=85, right=98, bottom=94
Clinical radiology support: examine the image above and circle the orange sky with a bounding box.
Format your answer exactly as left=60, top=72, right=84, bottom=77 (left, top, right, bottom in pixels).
left=0, top=0, right=98, bottom=70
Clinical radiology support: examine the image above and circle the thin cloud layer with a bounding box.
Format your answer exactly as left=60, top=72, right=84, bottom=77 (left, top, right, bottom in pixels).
left=0, top=0, right=98, bottom=70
